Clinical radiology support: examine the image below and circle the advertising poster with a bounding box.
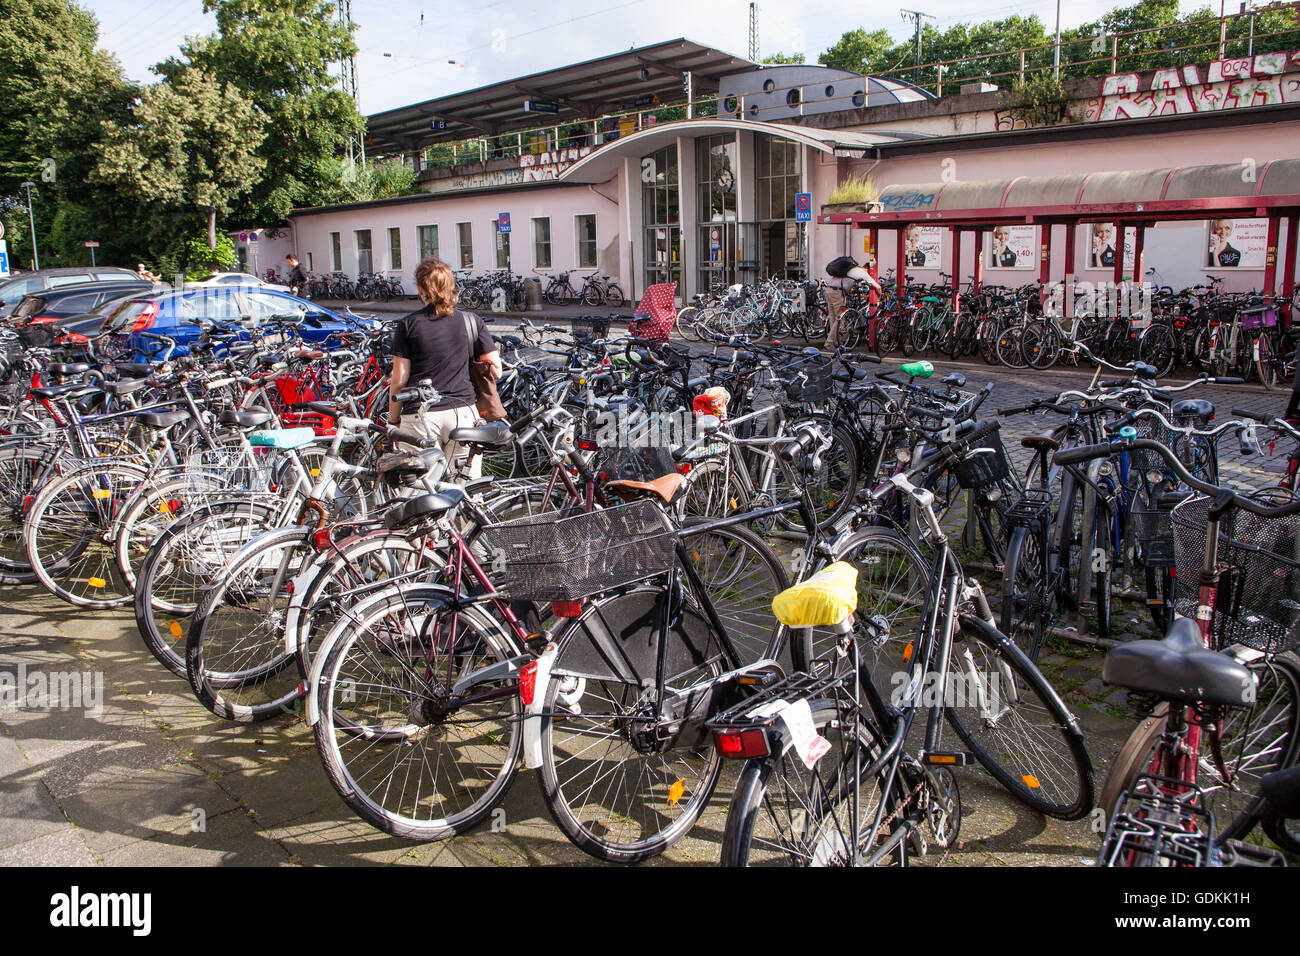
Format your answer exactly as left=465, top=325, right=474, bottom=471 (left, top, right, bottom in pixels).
left=987, top=225, right=1035, bottom=270
left=1083, top=223, right=1138, bottom=270
left=1206, top=218, right=1267, bottom=268
left=902, top=225, right=942, bottom=268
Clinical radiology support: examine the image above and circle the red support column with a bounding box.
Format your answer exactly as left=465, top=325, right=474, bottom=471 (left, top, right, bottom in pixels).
left=1038, top=224, right=1053, bottom=309
left=1131, top=225, right=1146, bottom=319
left=896, top=226, right=907, bottom=292
left=950, top=227, right=961, bottom=313
left=1282, top=214, right=1299, bottom=328
left=1263, top=214, right=1281, bottom=298
left=972, top=228, right=984, bottom=294
left=1062, top=222, right=1076, bottom=318
left=868, top=227, right=880, bottom=351
left=1112, top=219, right=1125, bottom=286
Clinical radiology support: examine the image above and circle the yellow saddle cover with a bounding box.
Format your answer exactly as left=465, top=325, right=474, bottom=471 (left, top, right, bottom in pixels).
left=771, top=562, right=859, bottom=627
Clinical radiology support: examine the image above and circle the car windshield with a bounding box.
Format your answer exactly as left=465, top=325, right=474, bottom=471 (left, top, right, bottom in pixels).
left=10, top=295, right=46, bottom=320
left=101, top=298, right=155, bottom=334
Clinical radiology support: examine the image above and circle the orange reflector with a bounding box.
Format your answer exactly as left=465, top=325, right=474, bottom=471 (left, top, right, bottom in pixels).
left=1022, top=774, right=1041, bottom=789
left=902, top=641, right=914, bottom=664
left=88, top=577, right=106, bottom=588
left=928, top=754, right=957, bottom=764
left=169, top=621, right=183, bottom=638
left=93, top=489, right=111, bottom=499
left=310, top=468, right=320, bottom=477
left=667, top=778, right=686, bottom=807
left=157, top=500, right=172, bottom=513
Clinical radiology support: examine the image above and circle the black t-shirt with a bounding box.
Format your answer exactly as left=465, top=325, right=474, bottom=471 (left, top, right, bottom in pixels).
left=288, top=265, right=307, bottom=290
left=1216, top=244, right=1242, bottom=268
left=391, top=306, right=493, bottom=411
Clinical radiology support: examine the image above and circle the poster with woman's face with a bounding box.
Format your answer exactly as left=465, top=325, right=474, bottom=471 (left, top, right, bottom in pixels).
left=1207, top=219, right=1267, bottom=269
left=903, top=225, right=942, bottom=269
left=1083, top=223, right=1137, bottom=271
left=988, top=225, right=1034, bottom=270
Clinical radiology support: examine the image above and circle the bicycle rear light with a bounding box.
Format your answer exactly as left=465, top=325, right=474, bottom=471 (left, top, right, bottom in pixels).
left=713, top=727, right=770, bottom=760
left=519, top=661, right=538, bottom=705
left=550, top=600, right=584, bottom=618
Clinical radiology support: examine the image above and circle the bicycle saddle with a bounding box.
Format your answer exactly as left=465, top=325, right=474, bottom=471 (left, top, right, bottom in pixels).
left=113, top=362, right=153, bottom=378
left=135, top=410, right=190, bottom=430
left=1132, top=362, right=1158, bottom=379
left=219, top=409, right=275, bottom=429
left=1172, top=399, right=1214, bottom=421
left=942, top=372, right=967, bottom=388
left=1020, top=431, right=1061, bottom=452
left=249, top=427, right=317, bottom=449
left=382, top=489, right=465, bottom=530
left=377, top=447, right=445, bottom=486
left=448, top=421, right=510, bottom=448
left=48, top=362, right=93, bottom=376
left=28, top=382, right=85, bottom=400
left=1102, top=617, right=1255, bottom=708
left=603, top=472, right=686, bottom=505
left=103, top=377, right=150, bottom=397
left=771, top=562, right=859, bottom=628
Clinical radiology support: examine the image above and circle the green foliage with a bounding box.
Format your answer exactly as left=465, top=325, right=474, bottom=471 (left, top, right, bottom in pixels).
left=93, top=67, right=266, bottom=248
left=183, top=232, right=238, bottom=279
left=827, top=172, right=878, bottom=205
left=763, top=51, right=806, bottom=64
left=1000, top=74, right=1072, bottom=126
left=157, top=0, right=366, bottom=223
left=313, top=158, right=419, bottom=205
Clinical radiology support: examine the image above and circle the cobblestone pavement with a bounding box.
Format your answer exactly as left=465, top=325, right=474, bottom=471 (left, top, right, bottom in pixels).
left=1, top=355, right=1294, bottom=866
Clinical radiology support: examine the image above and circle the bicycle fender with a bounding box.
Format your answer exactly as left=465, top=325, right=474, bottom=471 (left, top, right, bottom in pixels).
left=523, top=642, right=559, bottom=770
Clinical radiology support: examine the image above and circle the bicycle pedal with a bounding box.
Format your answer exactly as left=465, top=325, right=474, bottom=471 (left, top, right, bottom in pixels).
left=922, top=752, right=970, bottom=766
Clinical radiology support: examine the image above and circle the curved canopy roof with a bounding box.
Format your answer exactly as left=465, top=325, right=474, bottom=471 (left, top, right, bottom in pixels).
left=365, top=38, right=754, bottom=155
left=829, top=159, right=1300, bottom=226
left=559, top=118, right=928, bottom=184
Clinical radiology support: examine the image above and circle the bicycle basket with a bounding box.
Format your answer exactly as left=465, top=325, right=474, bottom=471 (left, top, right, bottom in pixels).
left=571, top=314, right=612, bottom=338
left=783, top=355, right=834, bottom=403
left=182, top=443, right=277, bottom=498
left=954, top=423, right=1011, bottom=491
left=478, top=499, right=677, bottom=602
left=1171, top=496, right=1300, bottom=654
left=1132, top=492, right=1176, bottom=568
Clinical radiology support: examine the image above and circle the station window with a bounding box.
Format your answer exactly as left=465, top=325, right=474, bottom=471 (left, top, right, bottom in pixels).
left=532, top=217, right=551, bottom=269
left=355, top=229, right=373, bottom=274
left=576, top=215, right=597, bottom=268
left=457, top=222, right=473, bottom=268
left=388, top=227, right=401, bottom=271
left=330, top=232, right=341, bottom=272
left=418, top=225, right=438, bottom=261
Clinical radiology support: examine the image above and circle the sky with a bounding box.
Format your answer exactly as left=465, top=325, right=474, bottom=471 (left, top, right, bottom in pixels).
left=82, top=0, right=1213, bottom=115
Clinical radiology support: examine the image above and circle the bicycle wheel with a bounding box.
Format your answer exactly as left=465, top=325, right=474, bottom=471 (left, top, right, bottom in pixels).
left=538, top=586, right=725, bottom=863
left=680, top=457, right=747, bottom=519
left=1099, top=653, right=1300, bottom=827
left=1020, top=322, right=1060, bottom=370
left=24, top=461, right=148, bottom=609
left=774, top=422, right=858, bottom=532
left=604, top=284, right=625, bottom=308
left=840, top=309, right=862, bottom=350
left=185, top=526, right=314, bottom=721
left=719, top=699, right=910, bottom=866
left=313, top=583, right=523, bottom=840
left=1138, top=324, right=1176, bottom=379
left=134, top=500, right=278, bottom=679
left=1001, top=524, right=1047, bottom=661
left=944, top=614, right=1094, bottom=820
left=0, top=442, right=49, bottom=584
left=675, top=306, right=702, bottom=343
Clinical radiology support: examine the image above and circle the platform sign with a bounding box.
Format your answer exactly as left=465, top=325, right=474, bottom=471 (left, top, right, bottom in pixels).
left=497, top=213, right=511, bottom=233
left=0, top=240, right=8, bottom=278
left=429, top=119, right=448, bottom=130
left=794, top=193, right=812, bottom=222
left=523, top=100, right=559, bottom=114
left=0, top=221, right=6, bottom=240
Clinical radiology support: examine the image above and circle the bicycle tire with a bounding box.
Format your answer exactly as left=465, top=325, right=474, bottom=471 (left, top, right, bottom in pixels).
left=1001, top=523, right=1047, bottom=661
left=312, top=583, right=523, bottom=840
left=945, top=613, right=1095, bottom=820
left=720, top=699, right=909, bottom=866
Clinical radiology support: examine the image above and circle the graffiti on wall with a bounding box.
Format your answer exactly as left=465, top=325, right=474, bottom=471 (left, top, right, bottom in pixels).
left=879, top=190, right=938, bottom=211
left=1083, top=50, right=1300, bottom=122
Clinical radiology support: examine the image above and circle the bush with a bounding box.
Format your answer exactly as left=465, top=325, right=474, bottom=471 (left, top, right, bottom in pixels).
left=183, top=233, right=237, bottom=280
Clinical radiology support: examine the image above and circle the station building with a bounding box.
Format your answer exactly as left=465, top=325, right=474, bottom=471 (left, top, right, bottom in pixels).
left=243, top=38, right=1300, bottom=306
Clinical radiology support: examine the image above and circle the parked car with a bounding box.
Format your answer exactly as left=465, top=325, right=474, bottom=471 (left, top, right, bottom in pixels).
left=0, top=267, right=139, bottom=318
left=7, top=280, right=161, bottom=328
left=187, top=272, right=287, bottom=289
left=94, top=286, right=375, bottom=356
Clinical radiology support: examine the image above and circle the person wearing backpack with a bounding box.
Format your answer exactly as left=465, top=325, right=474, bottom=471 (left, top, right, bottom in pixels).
left=823, top=254, right=881, bottom=351
left=387, top=257, right=502, bottom=479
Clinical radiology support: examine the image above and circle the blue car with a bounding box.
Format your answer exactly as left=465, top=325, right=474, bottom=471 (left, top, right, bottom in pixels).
left=97, top=286, right=378, bottom=357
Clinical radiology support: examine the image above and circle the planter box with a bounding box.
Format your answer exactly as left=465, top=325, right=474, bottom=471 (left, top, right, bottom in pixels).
left=820, top=201, right=880, bottom=216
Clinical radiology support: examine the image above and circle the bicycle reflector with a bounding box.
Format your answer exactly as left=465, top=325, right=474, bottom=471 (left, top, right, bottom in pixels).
left=713, top=727, right=770, bottom=760
left=519, top=661, right=538, bottom=705
left=576, top=438, right=599, bottom=451
left=551, top=600, right=584, bottom=618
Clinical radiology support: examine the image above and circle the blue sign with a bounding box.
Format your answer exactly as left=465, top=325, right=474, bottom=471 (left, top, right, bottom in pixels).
left=794, top=193, right=813, bottom=222
left=0, top=250, right=8, bottom=277
left=429, top=119, right=448, bottom=130
left=523, top=100, right=559, bottom=114
left=498, top=213, right=511, bottom=233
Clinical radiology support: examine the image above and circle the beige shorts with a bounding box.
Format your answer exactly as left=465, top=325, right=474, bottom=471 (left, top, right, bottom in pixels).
left=399, top=404, right=482, bottom=480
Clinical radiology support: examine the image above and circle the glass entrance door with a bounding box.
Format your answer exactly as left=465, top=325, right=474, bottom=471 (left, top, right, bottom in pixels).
left=698, top=222, right=739, bottom=292
left=645, top=226, right=680, bottom=291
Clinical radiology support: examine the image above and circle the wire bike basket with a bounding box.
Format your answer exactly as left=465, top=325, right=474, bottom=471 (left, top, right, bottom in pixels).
left=478, top=499, right=678, bottom=602
left=782, top=355, right=834, bottom=403
left=1171, top=496, right=1300, bottom=655
left=1132, top=491, right=1176, bottom=568
left=954, top=422, right=1012, bottom=491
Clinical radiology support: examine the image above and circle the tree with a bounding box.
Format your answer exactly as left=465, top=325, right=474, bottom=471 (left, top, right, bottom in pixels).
left=157, top=0, right=365, bottom=224
left=313, top=157, right=418, bottom=205
left=763, top=51, right=806, bottom=64
left=94, top=68, right=266, bottom=248
left=819, top=28, right=898, bottom=73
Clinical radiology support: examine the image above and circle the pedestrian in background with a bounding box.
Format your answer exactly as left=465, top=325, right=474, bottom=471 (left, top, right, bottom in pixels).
left=286, top=254, right=308, bottom=298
